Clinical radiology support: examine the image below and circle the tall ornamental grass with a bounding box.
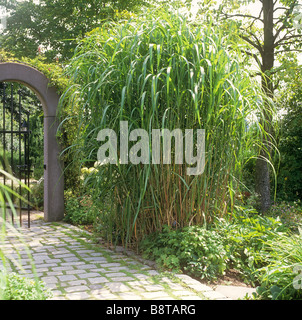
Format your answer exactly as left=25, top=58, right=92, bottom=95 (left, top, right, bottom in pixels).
left=59, top=12, right=274, bottom=247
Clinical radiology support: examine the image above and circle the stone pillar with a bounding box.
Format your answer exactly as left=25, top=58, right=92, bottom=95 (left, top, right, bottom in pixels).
left=44, top=116, right=64, bottom=222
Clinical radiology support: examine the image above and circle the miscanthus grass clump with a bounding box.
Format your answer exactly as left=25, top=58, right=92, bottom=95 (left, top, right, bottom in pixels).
left=60, top=11, right=274, bottom=247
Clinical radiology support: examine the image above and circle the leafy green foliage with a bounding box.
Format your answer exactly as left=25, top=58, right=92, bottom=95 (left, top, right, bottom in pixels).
left=0, top=272, right=52, bottom=300
left=0, top=0, right=150, bottom=61
left=140, top=225, right=227, bottom=281
left=140, top=207, right=302, bottom=299
left=20, top=55, right=68, bottom=94
left=0, top=49, right=14, bottom=62
left=256, top=231, right=302, bottom=300
left=215, top=209, right=290, bottom=285
left=276, top=81, right=302, bottom=202
left=269, top=200, right=302, bottom=231
left=63, top=191, right=98, bottom=226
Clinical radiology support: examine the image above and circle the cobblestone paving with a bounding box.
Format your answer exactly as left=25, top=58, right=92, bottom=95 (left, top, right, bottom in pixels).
left=1, top=219, right=227, bottom=300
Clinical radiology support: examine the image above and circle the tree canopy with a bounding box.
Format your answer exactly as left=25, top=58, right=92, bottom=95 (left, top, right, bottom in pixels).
left=0, top=0, right=149, bottom=61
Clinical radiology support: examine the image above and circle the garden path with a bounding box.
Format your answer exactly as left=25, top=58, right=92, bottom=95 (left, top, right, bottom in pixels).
left=1, top=214, right=254, bottom=300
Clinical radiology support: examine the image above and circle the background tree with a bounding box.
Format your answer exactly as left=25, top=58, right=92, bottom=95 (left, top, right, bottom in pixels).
left=0, top=0, right=149, bottom=61
left=216, top=0, right=302, bottom=212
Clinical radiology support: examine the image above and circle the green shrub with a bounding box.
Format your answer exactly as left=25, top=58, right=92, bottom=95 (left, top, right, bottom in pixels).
left=276, top=86, right=302, bottom=202
left=140, top=225, right=227, bottom=281
left=0, top=272, right=52, bottom=300
left=215, top=209, right=289, bottom=285
left=256, top=231, right=302, bottom=300
left=63, top=192, right=98, bottom=225
left=140, top=207, right=302, bottom=299
left=214, top=208, right=302, bottom=299
left=268, top=200, right=302, bottom=232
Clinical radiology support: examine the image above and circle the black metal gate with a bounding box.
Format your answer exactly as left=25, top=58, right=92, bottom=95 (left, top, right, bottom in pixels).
left=0, top=82, right=31, bottom=227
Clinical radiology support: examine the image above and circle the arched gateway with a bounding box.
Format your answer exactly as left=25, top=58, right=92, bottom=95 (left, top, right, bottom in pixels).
left=0, top=62, right=64, bottom=222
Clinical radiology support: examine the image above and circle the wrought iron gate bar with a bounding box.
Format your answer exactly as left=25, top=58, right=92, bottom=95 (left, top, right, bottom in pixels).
left=2, top=83, right=6, bottom=192
left=10, top=83, right=13, bottom=224
left=0, top=130, right=30, bottom=134
left=1, top=82, right=31, bottom=228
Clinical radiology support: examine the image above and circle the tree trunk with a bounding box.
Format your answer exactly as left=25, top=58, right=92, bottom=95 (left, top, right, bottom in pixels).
left=256, top=0, right=274, bottom=213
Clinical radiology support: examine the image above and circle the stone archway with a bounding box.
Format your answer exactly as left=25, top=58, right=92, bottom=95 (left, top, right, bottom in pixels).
left=0, top=62, right=64, bottom=222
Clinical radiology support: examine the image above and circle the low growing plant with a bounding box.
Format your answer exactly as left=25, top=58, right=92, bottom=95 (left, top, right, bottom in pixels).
left=140, top=225, right=227, bottom=281
left=268, top=200, right=302, bottom=232
left=214, top=209, right=289, bottom=285
left=0, top=272, right=52, bottom=300
left=256, top=231, right=302, bottom=300
left=63, top=192, right=98, bottom=225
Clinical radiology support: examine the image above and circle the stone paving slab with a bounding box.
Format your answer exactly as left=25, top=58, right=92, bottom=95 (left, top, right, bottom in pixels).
left=0, top=219, right=229, bottom=300
left=214, top=285, right=256, bottom=300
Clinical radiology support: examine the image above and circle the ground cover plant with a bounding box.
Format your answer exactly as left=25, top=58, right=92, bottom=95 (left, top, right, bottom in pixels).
left=0, top=272, right=52, bottom=300
left=256, top=230, right=302, bottom=300
left=140, top=225, right=227, bottom=281
left=63, top=192, right=98, bottom=226
left=140, top=203, right=302, bottom=299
